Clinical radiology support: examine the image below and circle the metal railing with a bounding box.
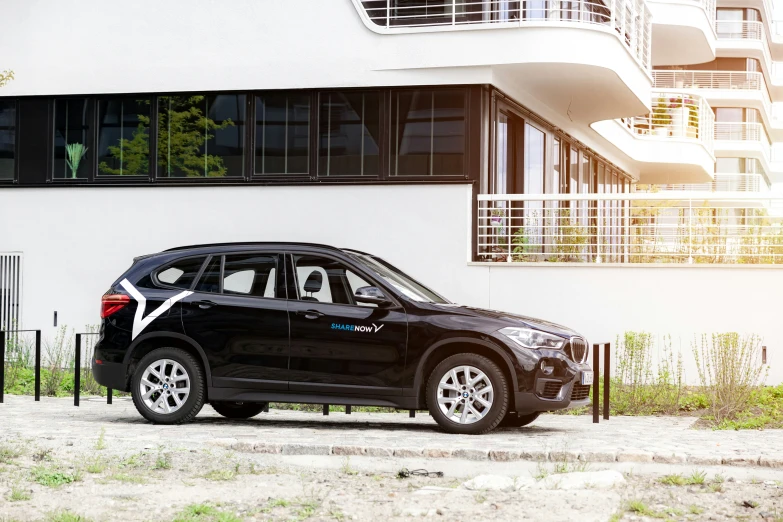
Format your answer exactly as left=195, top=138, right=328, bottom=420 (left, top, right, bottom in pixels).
left=716, top=19, right=764, bottom=41
left=714, top=121, right=772, bottom=160
left=476, top=193, right=783, bottom=264
left=620, top=92, right=714, bottom=153
left=357, top=0, right=652, bottom=70
left=640, top=173, right=770, bottom=193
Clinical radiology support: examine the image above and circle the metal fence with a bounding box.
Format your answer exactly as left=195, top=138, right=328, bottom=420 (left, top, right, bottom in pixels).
left=357, top=0, right=652, bottom=70
left=0, top=253, right=22, bottom=334
left=477, top=193, right=783, bottom=264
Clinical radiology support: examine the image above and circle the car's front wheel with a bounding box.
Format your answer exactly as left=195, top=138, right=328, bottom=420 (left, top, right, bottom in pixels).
left=211, top=401, right=268, bottom=419
left=426, top=353, right=509, bottom=435
left=131, top=347, right=206, bottom=425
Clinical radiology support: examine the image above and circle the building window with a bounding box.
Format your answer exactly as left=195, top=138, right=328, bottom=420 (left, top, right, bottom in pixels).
left=157, top=94, right=245, bottom=178
left=255, top=93, right=310, bottom=176
left=0, top=100, right=15, bottom=181
left=53, top=98, right=94, bottom=180
left=319, top=92, right=380, bottom=177
left=392, top=89, right=465, bottom=177
left=97, top=97, right=152, bottom=177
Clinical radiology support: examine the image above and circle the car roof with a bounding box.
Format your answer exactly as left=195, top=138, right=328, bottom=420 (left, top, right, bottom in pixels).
left=163, top=242, right=345, bottom=253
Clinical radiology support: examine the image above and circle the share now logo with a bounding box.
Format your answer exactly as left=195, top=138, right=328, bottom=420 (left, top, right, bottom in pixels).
left=331, top=323, right=385, bottom=333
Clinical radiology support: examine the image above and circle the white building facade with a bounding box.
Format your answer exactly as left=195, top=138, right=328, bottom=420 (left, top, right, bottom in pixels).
left=1, top=0, right=782, bottom=382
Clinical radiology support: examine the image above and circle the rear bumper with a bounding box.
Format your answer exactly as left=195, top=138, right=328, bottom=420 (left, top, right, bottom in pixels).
left=92, top=359, right=129, bottom=392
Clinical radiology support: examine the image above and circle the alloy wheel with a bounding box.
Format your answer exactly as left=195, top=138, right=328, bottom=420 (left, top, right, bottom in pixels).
left=139, top=358, right=191, bottom=415
left=436, top=365, right=494, bottom=424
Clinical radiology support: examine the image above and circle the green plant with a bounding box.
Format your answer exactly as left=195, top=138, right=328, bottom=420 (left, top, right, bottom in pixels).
left=693, top=333, right=767, bottom=424
left=172, top=504, right=242, bottom=522
left=44, top=511, right=93, bottom=522
left=42, top=326, right=73, bottom=397
left=153, top=453, right=172, bottom=470
left=65, top=143, right=88, bottom=178
left=8, top=485, right=31, bottom=502
left=0, top=70, right=14, bottom=88
left=95, top=427, right=106, bottom=451
left=31, top=466, right=81, bottom=487
left=651, top=97, right=671, bottom=127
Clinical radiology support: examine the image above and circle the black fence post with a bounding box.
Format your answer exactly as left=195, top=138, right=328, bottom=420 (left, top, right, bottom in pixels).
left=592, top=343, right=599, bottom=424
left=0, top=330, right=5, bottom=404
left=603, top=343, right=611, bottom=421
left=409, top=409, right=415, bottom=418
left=345, top=405, right=351, bottom=415
left=74, top=334, right=81, bottom=407
left=34, top=330, right=41, bottom=401
left=107, top=388, right=112, bottom=405
left=322, top=404, right=329, bottom=416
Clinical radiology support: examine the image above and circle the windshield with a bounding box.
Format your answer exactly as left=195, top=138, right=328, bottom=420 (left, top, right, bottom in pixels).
left=346, top=252, right=450, bottom=304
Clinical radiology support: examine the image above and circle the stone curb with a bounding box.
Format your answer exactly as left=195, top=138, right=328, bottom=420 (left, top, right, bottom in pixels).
left=211, top=439, right=779, bottom=469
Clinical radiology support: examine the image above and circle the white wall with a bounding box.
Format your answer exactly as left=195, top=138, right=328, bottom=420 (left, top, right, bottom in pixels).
left=1, top=183, right=779, bottom=383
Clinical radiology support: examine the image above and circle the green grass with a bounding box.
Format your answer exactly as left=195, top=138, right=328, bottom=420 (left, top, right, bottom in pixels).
left=688, top=505, right=704, bottom=515
left=105, top=473, right=147, bottom=484
left=94, top=428, right=106, bottom=451
left=43, top=511, right=93, bottom=522
left=203, top=469, right=237, bottom=482
left=84, top=457, right=107, bottom=474
left=625, top=500, right=667, bottom=519
left=712, top=385, right=783, bottom=430
left=172, top=504, right=242, bottom=522
left=268, top=499, right=290, bottom=508
left=31, top=466, right=81, bottom=487
left=154, top=454, right=172, bottom=470
left=8, top=486, right=31, bottom=502
left=0, top=445, right=23, bottom=464
left=659, top=470, right=707, bottom=486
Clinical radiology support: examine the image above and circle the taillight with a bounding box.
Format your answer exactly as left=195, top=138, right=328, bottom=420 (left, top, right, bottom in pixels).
left=101, top=294, right=130, bottom=319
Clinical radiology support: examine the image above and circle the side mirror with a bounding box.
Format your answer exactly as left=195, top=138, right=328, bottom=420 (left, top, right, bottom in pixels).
left=354, top=286, right=390, bottom=306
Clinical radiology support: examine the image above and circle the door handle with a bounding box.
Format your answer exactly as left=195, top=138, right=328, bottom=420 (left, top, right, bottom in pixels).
left=193, top=300, right=217, bottom=310
left=296, top=309, right=324, bottom=320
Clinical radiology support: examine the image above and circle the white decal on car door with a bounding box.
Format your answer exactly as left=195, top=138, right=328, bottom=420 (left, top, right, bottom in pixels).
left=119, top=279, right=193, bottom=340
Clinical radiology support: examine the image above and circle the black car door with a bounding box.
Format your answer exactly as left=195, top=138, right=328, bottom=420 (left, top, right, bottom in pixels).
left=285, top=252, right=408, bottom=396
left=181, top=251, right=290, bottom=390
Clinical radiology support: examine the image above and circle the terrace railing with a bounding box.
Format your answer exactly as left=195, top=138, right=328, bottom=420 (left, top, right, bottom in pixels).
left=640, top=173, right=770, bottom=193
left=357, top=0, right=652, bottom=70
left=476, top=193, right=783, bottom=264
left=714, top=121, right=772, bottom=160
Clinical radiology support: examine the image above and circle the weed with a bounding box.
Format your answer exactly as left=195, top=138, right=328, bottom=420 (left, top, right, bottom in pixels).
left=84, top=457, right=107, bottom=474
left=31, top=466, right=81, bottom=487
left=689, top=469, right=707, bottom=485
left=203, top=469, right=236, bottom=481
left=533, top=462, right=549, bottom=481
left=32, top=448, right=52, bottom=462
left=474, top=492, right=487, bottom=504
left=43, top=511, right=93, bottom=522
left=626, top=500, right=664, bottom=518
left=689, top=505, right=704, bottom=515
left=0, top=445, right=22, bottom=464
left=713, top=473, right=725, bottom=483
left=105, top=473, right=147, bottom=484
left=709, top=482, right=724, bottom=493
left=294, top=499, right=320, bottom=521
left=269, top=499, right=290, bottom=508
left=153, top=453, right=172, bottom=470
left=660, top=471, right=706, bottom=486
left=8, top=485, right=31, bottom=502
left=119, top=452, right=146, bottom=469
left=340, top=457, right=358, bottom=476
left=329, top=507, right=346, bottom=521
left=172, top=503, right=242, bottom=522
left=95, top=428, right=106, bottom=451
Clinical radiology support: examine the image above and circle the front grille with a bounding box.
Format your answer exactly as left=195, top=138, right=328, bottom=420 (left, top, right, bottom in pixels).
left=571, top=383, right=591, bottom=401
left=566, top=337, right=589, bottom=363
left=541, top=382, right=562, bottom=399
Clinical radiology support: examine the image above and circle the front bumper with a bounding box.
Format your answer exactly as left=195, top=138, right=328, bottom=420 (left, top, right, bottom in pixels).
left=92, top=359, right=129, bottom=392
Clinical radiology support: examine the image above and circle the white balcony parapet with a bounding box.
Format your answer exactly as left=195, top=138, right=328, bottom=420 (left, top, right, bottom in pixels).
left=620, top=91, right=714, bottom=154
left=638, top=173, right=771, bottom=193
left=476, top=193, right=783, bottom=264
left=716, top=19, right=764, bottom=41
left=714, top=121, right=772, bottom=160
left=354, top=0, right=652, bottom=71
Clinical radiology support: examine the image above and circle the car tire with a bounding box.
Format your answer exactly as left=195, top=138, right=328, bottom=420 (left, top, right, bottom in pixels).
left=426, top=353, right=509, bottom=435
left=211, top=401, right=268, bottom=419
left=131, top=347, right=206, bottom=425
left=500, top=411, right=540, bottom=428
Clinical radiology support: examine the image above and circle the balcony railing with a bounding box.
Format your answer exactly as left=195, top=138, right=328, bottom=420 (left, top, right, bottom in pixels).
left=357, top=0, right=652, bottom=70
left=714, top=121, right=772, bottom=160
left=620, top=91, right=714, bottom=153
left=716, top=20, right=764, bottom=41
left=477, top=193, right=783, bottom=264
left=637, top=173, right=770, bottom=193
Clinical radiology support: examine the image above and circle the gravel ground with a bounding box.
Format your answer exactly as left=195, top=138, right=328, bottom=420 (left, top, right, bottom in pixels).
left=0, top=396, right=781, bottom=521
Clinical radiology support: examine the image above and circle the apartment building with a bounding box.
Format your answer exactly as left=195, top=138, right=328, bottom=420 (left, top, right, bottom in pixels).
left=0, top=0, right=780, bottom=381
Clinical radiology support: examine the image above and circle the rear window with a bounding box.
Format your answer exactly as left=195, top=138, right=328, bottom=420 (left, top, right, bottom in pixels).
left=154, top=256, right=207, bottom=290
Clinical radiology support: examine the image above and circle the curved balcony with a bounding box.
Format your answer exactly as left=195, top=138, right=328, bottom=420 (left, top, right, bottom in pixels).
left=352, top=0, right=653, bottom=124
left=647, top=0, right=716, bottom=66
left=713, top=121, right=775, bottom=178
left=590, top=91, right=716, bottom=183
left=645, top=173, right=771, bottom=193
left=715, top=20, right=783, bottom=97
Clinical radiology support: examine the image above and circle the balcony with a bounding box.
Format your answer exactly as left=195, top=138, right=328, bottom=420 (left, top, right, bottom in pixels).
left=476, top=193, right=783, bottom=264
left=590, top=91, right=715, bottom=183
left=639, top=173, right=771, bottom=193
left=647, top=0, right=716, bottom=66
left=352, top=0, right=653, bottom=124
left=714, top=121, right=772, bottom=165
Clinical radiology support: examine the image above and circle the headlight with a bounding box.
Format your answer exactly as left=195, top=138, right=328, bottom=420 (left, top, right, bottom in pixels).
left=499, top=327, right=566, bottom=350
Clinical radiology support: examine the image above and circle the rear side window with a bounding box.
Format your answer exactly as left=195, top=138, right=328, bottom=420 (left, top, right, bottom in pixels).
left=155, top=256, right=207, bottom=290
left=224, top=254, right=278, bottom=297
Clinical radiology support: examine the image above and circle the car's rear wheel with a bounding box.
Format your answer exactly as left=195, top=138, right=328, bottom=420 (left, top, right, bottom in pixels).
left=500, top=411, right=540, bottom=428
left=211, top=401, right=268, bottom=419
left=131, top=347, right=205, bottom=425
left=426, top=353, right=509, bottom=435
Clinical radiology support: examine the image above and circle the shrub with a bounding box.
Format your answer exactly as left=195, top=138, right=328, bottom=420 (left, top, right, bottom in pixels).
left=42, top=326, right=73, bottom=397
left=692, top=333, right=767, bottom=424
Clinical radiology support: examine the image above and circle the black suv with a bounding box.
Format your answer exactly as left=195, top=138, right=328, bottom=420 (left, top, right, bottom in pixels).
left=93, top=243, right=592, bottom=434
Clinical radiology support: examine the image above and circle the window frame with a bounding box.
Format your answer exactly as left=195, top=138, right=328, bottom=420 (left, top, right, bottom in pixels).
left=251, top=91, right=314, bottom=180
left=0, top=98, right=19, bottom=184
left=94, top=94, right=154, bottom=182
left=191, top=251, right=287, bottom=301
left=50, top=96, right=97, bottom=184
left=389, top=87, right=469, bottom=180
left=285, top=251, right=399, bottom=308
left=151, top=255, right=210, bottom=291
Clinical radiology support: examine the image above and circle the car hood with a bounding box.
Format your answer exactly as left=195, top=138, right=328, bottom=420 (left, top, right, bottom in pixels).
left=427, top=303, right=581, bottom=338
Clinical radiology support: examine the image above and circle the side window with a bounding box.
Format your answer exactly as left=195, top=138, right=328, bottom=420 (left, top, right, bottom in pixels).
left=346, top=270, right=377, bottom=308
left=155, top=257, right=206, bottom=290
left=293, top=254, right=373, bottom=306
left=223, top=254, right=278, bottom=298
left=195, top=256, right=221, bottom=293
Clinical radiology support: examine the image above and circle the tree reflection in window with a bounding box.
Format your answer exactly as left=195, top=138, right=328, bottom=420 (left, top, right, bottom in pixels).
left=98, top=98, right=151, bottom=176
